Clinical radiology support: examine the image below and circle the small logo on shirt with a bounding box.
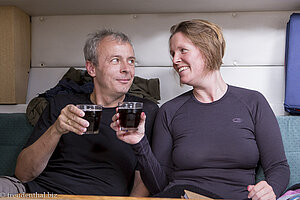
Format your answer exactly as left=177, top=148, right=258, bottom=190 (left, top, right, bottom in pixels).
left=232, top=118, right=243, bottom=123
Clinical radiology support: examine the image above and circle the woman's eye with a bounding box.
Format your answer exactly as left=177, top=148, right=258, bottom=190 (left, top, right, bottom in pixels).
left=181, top=48, right=188, bottom=53
left=170, top=51, right=175, bottom=58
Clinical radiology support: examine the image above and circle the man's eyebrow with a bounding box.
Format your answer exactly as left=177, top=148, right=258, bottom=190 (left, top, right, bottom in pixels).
left=110, top=54, right=121, bottom=58
left=110, top=55, right=135, bottom=58
left=128, top=56, right=136, bottom=60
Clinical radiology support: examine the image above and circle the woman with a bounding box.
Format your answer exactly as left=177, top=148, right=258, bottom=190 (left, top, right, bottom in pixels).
left=111, top=19, right=290, bottom=200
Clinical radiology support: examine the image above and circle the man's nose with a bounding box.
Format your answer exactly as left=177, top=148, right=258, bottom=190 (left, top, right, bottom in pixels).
left=120, top=61, right=130, bottom=72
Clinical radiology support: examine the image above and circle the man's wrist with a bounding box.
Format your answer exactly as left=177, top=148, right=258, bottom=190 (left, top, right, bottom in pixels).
left=50, top=123, right=65, bottom=137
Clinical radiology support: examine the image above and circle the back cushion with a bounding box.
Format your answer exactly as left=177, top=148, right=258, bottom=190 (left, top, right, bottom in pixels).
left=256, top=116, right=300, bottom=190
left=0, top=113, right=33, bottom=176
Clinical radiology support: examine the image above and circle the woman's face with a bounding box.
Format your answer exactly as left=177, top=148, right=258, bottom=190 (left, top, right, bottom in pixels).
left=170, top=32, right=208, bottom=87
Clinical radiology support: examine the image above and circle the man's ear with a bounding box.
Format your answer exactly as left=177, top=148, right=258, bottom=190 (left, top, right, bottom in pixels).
left=86, top=61, right=96, bottom=77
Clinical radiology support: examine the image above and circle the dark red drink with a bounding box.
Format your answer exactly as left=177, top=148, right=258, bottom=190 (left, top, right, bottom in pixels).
left=83, top=110, right=102, bottom=134
left=118, top=108, right=142, bottom=130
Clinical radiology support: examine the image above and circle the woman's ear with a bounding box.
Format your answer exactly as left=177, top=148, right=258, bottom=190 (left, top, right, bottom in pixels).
left=86, top=61, right=96, bottom=77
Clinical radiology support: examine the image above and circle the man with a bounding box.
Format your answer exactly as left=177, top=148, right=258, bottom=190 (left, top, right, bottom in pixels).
left=0, top=30, right=158, bottom=196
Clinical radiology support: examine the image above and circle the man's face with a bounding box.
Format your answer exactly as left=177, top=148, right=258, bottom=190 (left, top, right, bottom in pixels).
left=93, top=37, right=135, bottom=98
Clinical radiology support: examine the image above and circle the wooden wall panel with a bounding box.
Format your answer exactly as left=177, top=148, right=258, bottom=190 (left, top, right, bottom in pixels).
left=14, top=6, right=31, bottom=103
left=0, top=6, right=30, bottom=104
left=0, top=7, right=15, bottom=103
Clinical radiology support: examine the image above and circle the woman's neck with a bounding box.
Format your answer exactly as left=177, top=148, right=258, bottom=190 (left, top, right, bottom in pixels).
left=192, top=70, right=228, bottom=103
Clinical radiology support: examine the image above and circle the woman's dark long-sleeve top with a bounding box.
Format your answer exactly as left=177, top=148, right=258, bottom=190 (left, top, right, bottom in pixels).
left=132, top=85, right=290, bottom=200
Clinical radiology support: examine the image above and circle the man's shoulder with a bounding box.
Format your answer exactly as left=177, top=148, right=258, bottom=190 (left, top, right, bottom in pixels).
left=52, top=93, right=89, bottom=103
left=49, top=93, right=90, bottom=111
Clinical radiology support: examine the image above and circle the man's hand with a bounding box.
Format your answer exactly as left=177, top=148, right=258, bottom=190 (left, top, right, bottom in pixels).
left=248, top=181, right=276, bottom=200
left=53, top=104, right=89, bottom=135
left=110, top=107, right=146, bottom=144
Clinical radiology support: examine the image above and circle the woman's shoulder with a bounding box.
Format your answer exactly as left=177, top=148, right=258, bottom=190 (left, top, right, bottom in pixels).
left=228, top=85, right=265, bottom=100
left=160, top=90, right=193, bottom=111
left=154, top=90, right=193, bottom=124
left=228, top=85, right=269, bottom=108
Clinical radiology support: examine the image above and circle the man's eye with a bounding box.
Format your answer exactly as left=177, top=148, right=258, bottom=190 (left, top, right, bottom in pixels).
left=111, top=58, right=119, bottom=63
left=128, top=59, right=135, bottom=65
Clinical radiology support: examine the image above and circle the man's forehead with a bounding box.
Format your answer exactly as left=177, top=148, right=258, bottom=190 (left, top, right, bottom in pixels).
left=99, top=36, right=131, bottom=47
left=97, top=37, right=134, bottom=54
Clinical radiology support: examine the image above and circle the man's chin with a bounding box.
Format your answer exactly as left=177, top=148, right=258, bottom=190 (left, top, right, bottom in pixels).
left=117, top=87, right=131, bottom=95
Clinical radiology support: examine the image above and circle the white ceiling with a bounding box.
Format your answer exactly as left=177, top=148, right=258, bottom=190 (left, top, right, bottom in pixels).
left=0, top=0, right=300, bottom=16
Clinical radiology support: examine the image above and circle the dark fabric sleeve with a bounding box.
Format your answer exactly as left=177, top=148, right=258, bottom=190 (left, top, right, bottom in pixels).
left=143, top=101, right=159, bottom=144
left=254, top=92, right=290, bottom=197
left=24, top=96, right=62, bottom=148
left=131, top=106, right=172, bottom=195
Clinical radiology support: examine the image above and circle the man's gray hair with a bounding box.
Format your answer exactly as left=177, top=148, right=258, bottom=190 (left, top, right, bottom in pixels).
left=83, top=29, right=133, bottom=66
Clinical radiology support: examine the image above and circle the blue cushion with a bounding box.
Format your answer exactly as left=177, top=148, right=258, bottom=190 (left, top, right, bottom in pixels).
left=256, top=116, right=300, bottom=190
left=278, top=116, right=300, bottom=188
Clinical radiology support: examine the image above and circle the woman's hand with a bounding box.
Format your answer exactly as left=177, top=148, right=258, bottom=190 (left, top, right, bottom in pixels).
left=110, top=107, right=146, bottom=144
left=53, top=104, right=89, bottom=135
left=247, top=181, right=276, bottom=200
